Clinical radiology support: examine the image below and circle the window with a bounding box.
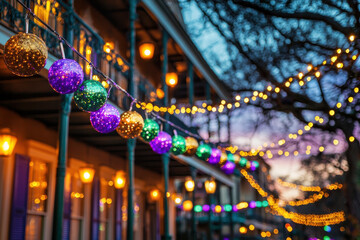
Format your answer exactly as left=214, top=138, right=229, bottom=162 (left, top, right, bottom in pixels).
left=25, top=160, right=50, bottom=240
left=99, top=177, right=115, bottom=240
left=99, top=166, right=116, bottom=240
left=69, top=171, right=85, bottom=240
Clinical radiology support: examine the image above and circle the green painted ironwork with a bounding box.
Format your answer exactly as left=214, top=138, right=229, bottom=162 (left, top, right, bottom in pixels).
left=188, top=62, right=194, bottom=126
left=208, top=194, right=214, bottom=240
left=161, top=29, right=171, bottom=240
left=52, top=93, right=73, bottom=240
left=51, top=1, right=74, bottom=238
left=126, top=0, right=137, bottom=239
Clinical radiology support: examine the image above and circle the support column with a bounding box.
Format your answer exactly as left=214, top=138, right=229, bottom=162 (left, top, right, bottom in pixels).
left=188, top=62, right=194, bottom=126
left=227, top=110, right=231, bottom=145
left=52, top=2, right=74, bottom=238
left=52, top=93, right=73, bottom=240
left=127, top=0, right=137, bottom=239
left=216, top=115, right=221, bottom=143
left=162, top=31, right=169, bottom=107
left=190, top=167, right=197, bottom=240
left=208, top=193, right=214, bottom=240
left=217, top=181, right=223, bottom=240
left=162, top=154, right=171, bottom=240
left=229, top=186, right=234, bottom=240
left=161, top=30, right=171, bottom=240
left=206, top=83, right=211, bottom=141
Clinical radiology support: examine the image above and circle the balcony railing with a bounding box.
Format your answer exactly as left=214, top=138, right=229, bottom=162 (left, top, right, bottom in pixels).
left=1, top=0, right=195, bottom=134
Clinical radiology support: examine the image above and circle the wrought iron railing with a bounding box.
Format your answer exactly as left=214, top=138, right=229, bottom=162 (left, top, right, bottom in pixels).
left=0, top=0, right=195, bottom=133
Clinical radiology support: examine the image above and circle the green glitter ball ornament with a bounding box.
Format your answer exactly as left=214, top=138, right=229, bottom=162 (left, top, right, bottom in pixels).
left=74, top=79, right=107, bottom=112
left=239, top=157, right=248, bottom=167
left=195, top=144, right=212, bottom=160
left=171, top=135, right=186, bottom=155
left=140, top=119, right=160, bottom=142
left=227, top=153, right=235, bottom=162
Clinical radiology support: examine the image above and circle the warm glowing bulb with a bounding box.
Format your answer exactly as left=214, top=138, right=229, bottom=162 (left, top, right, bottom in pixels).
left=79, top=167, right=95, bottom=183
left=166, top=73, right=178, bottom=87
left=139, top=43, right=155, bottom=59
left=83, top=172, right=90, bottom=179
left=2, top=141, right=9, bottom=151
left=185, top=179, right=195, bottom=192
left=150, top=189, right=160, bottom=201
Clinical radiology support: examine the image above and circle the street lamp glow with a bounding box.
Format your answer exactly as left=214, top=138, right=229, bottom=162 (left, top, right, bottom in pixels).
left=204, top=179, right=216, bottom=194
left=0, top=128, right=17, bottom=156
left=185, top=179, right=195, bottom=192
left=139, top=43, right=155, bottom=59
left=79, top=167, right=95, bottom=183
left=114, top=171, right=126, bottom=189
left=183, top=200, right=193, bottom=211
left=166, top=72, right=178, bottom=87
left=149, top=189, right=160, bottom=201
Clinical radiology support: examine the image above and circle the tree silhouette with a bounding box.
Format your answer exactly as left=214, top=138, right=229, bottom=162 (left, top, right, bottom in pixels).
left=180, top=0, right=360, bottom=235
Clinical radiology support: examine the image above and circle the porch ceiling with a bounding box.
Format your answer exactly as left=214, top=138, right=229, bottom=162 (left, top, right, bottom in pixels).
left=86, top=0, right=230, bottom=102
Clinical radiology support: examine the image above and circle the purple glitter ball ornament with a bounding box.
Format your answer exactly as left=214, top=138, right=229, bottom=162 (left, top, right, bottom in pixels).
left=208, top=148, right=221, bottom=165
left=150, top=131, right=172, bottom=154
left=221, top=161, right=236, bottom=175
left=90, top=103, right=120, bottom=133
left=202, top=205, right=210, bottom=212
left=48, top=59, right=84, bottom=94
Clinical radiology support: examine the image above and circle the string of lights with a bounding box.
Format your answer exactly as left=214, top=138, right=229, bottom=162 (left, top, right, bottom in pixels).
left=135, top=39, right=358, bottom=116
left=15, top=0, right=204, bottom=140
left=240, top=169, right=345, bottom=226
left=18, top=1, right=357, bottom=159
left=277, top=179, right=343, bottom=192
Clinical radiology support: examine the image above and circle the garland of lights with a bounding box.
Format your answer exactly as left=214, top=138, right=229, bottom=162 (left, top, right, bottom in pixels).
left=5, top=0, right=356, bottom=205
left=3, top=1, right=263, bottom=176
left=277, top=179, right=343, bottom=192
left=240, top=169, right=345, bottom=226
left=135, top=40, right=358, bottom=117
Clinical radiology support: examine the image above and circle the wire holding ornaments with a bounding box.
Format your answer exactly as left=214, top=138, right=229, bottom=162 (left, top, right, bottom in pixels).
left=15, top=0, right=203, bottom=140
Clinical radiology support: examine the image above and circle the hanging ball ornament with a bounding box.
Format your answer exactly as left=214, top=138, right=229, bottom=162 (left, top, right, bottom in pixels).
left=233, top=154, right=240, bottom=164
left=171, top=135, right=186, bottom=155
left=48, top=59, right=84, bottom=94
left=4, top=33, right=48, bottom=77
left=150, top=131, right=172, bottom=154
left=184, top=137, right=199, bottom=156
left=219, top=152, right=228, bottom=164
left=90, top=103, right=120, bottom=133
left=140, top=119, right=160, bottom=142
left=116, top=111, right=144, bottom=139
left=74, top=79, right=107, bottom=112
left=196, top=144, right=212, bottom=160
left=221, top=161, right=236, bottom=175
left=208, top=148, right=221, bottom=165
left=227, top=153, right=235, bottom=162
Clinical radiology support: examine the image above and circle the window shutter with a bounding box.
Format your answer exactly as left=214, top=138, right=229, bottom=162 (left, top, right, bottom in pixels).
left=9, top=154, right=30, bottom=240
left=91, top=176, right=100, bottom=240
left=115, top=189, right=123, bottom=240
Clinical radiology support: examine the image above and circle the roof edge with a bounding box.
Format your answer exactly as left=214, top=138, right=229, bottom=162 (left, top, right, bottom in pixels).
left=142, top=0, right=231, bottom=101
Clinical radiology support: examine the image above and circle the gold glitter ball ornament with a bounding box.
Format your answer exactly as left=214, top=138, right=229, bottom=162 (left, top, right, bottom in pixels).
left=116, top=111, right=144, bottom=139
left=184, top=137, right=199, bottom=156
left=219, top=152, right=228, bottom=164
left=4, top=33, right=48, bottom=77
